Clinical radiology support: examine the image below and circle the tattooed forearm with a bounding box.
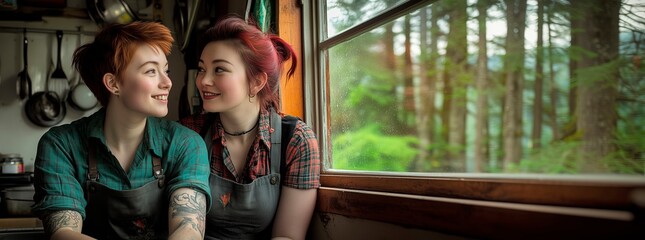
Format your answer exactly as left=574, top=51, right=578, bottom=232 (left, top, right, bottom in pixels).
left=44, top=210, right=83, bottom=235
left=169, top=189, right=207, bottom=237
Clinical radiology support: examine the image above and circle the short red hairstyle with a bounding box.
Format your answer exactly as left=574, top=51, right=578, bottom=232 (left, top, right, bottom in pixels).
left=72, top=21, right=174, bottom=106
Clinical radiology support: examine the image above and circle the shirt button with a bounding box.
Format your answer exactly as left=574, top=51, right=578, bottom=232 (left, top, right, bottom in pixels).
left=270, top=176, right=278, bottom=185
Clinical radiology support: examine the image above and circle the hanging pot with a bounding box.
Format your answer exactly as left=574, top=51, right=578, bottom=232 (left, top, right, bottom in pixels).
left=67, top=34, right=98, bottom=111
left=25, top=61, right=66, bottom=127
left=68, top=80, right=98, bottom=111
left=87, top=0, right=138, bottom=25
left=25, top=91, right=66, bottom=127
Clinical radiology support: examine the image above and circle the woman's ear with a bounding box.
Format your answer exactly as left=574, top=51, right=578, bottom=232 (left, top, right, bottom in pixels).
left=103, top=73, right=120, bottom=95
left=250, top=72, right=268, bottom=96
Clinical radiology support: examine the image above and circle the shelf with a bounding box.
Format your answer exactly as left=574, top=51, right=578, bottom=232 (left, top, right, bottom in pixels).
left=0, top=173, right=33, bottom=188
left=0, top=6, right=90, bottom=21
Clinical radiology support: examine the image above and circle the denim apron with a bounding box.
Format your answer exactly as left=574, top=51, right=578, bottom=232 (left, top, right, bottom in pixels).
left=82, top=145, right=168, bottom=239
left=204, top=109, right=283, bottom=239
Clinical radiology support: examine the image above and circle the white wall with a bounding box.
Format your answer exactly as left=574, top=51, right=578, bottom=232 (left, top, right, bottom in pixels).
left=0, top=17, right=100, bottom=171
left=0, top=0, right=186, bottom=171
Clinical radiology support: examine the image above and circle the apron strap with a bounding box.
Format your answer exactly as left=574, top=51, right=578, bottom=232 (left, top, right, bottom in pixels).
left=204, top=118, right=214, bottom=165
left=280, top=115, right=300, bottom=177
left=86, top=145, right=99, bottom=201
left=87, top=143, right=165, bottom=187
left=152, top=155, right=165, bottom=188
left=269, top=108, right=282, bottom=176
left=87, top=146, right=99, bottom=181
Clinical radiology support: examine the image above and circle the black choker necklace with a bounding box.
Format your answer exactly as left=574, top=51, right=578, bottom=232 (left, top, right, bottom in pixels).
left=223, top=119, right=259, bottom=136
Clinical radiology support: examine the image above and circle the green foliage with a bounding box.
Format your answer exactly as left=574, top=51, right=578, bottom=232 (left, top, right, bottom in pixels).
left=324, top=0, right=643, bottom=175
left=519, top=141, right=581, bottom=174
left=332, top=124, right=418, bottom=171
left=568, top=45, right=597, bottom=63
left=519, top=136, right=644, bottom=174
left=610, top=127, right=645, bottom=174
left=603, top=150, right=645, bottom=175
left=346, top=75, right=397, bottom=108
left=573, top=59, right=621, bottom=88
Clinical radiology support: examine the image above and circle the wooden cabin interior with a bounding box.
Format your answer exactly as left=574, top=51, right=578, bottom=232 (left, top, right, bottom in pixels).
left=0, top=0, right=644, bottom=239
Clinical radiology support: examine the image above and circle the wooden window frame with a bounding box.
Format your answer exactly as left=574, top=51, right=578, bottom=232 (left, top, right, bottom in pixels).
left=318, top=172, right=645, bottom=238
left=295, top=0, right=645, bottom=238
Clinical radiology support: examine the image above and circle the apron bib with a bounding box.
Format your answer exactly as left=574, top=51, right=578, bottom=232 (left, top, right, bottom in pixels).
left=204, top=109, right=283, bottom=239
left=82, top=146, right=168, bottom=240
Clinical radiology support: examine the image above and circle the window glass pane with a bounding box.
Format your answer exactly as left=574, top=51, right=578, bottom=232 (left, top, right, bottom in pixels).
left=325, top=0, right=406, bottom=38
left=324, top=0, right=644, bottom=174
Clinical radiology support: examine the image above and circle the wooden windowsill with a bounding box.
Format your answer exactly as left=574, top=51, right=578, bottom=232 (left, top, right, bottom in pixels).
left=316, top=186, right=645, bottom=239
left=317, top=172, right=645, bottom=239
left=0, top=217, right=43, bottom=231
left=320, top=171, right=645, bottom=209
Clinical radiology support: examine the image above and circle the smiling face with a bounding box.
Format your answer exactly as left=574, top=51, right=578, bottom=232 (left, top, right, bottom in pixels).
left=197, top=41, right=252, bottom=113
left=114, top=44, right=172, bottom=117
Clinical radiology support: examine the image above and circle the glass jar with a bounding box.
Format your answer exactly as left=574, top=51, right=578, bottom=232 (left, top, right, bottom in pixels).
left=1, top=154, right=24, bottom=174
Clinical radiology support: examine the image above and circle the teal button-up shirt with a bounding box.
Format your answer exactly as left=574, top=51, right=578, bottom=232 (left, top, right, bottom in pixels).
left=32, top=108, right=211, bottom=219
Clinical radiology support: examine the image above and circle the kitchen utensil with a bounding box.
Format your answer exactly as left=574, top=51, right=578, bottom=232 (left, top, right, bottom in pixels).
left=49, top=30, right=70, bottom=103
left=68, top=79, right=98, bottom=111
left=25, top=31, right=66, bottom=128
left=25, top=55, right=66, bottom=127
left=87, top=0, right=139, bottom=25
left=16, top=29, right=32, bottom=100
left=174, top=0, right=201, bottom=52
left=25, top=90, right=66, bottom=127
left=68, top=33, right=98, bottom=111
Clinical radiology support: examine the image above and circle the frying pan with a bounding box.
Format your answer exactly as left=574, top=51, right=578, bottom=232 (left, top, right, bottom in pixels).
left=24, top=33, right=66, bottom=127
left=25, top=90, right=66, bottom=127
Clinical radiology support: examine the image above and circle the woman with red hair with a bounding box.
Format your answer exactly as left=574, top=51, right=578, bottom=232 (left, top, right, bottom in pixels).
left=180, top=16, right=320, bottom=239
left=32, top=22, right=211, bottom=239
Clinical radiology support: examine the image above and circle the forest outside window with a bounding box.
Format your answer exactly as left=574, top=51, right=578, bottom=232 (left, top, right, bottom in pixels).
left=317, top=0, right=644, bottom=176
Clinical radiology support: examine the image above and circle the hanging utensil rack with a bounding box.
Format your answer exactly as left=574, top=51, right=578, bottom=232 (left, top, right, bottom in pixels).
left=0, top=26, right=96, bottom=35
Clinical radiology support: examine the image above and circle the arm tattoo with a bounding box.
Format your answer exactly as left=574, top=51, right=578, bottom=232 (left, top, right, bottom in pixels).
left=170, top=190, right=207, bottom=237
left=44, top=210, right=83, bottom=235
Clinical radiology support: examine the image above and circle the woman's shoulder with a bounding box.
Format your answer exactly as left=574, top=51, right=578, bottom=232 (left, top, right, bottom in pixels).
left=287, top=116, right=316, bottom=139
left=279, top=114, right=318, bottom=150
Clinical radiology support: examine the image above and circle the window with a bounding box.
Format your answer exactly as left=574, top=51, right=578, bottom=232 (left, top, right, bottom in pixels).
left=305, top=0, right=644, bottom=175
left=300, top=0, right=645, bottom=237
